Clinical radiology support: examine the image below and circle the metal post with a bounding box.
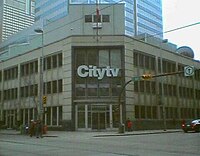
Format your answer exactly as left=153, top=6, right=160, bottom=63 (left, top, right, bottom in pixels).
left=160, top=39, right=168, bottom=131
left=34, top=28, right=44, bottom=121
left=118, top=80, right=132, bottom=133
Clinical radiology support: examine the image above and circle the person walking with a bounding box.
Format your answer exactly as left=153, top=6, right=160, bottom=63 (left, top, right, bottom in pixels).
left=29, top=119, right=35, bottom=137
left=127, top=118, right=133, bottom=132
left=35, top=120, right=43, bottom=138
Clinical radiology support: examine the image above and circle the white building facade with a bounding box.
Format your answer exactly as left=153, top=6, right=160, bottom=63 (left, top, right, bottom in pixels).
left=0, top=4, right=199, bottom=131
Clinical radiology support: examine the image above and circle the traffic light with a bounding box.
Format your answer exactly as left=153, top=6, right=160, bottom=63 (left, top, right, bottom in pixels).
left=142, top=74, right=152, bottom=80
left=43, top=96, right=47, bottom=105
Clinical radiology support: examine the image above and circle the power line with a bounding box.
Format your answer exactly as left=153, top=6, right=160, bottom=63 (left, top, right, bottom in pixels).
left=43, top=1, right=200, bottom=43
left=151, top=21, right=200, bottom=39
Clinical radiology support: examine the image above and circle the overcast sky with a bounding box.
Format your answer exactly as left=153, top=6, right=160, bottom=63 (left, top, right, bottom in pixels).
left=162, top=0, right=200, bottom=61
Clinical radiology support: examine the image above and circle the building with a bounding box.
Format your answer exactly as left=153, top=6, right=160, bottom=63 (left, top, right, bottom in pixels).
left=0, top=0, right=35, bottom=43
left=0, top=4, right=199, bottom=131
left=0, top=0, right=163, bottom=59
left=35, top=0, right=163, bottom=37
left=35, top=0, right=68, bottom=25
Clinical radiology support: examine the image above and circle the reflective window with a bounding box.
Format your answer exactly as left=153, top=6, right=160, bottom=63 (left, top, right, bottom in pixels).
left=74, top=47, right=123, bottom=98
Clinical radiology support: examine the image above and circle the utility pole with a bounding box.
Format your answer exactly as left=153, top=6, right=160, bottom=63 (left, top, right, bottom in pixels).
left=117, top=67, right=194, bottom=133
left=160, top=39, right=168, bottom=131
left=96, top=0, right=100, bottom=42
left=34, top=28, right=44, bottom=122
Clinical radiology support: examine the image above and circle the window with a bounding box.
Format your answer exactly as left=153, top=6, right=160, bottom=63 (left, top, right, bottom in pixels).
left=85, top=15, right=92, bottom=22
left=46, top=82, right=51, bottom=94
left=47, top=107, right=51, bottom=125
left=87, top=78, right=98, bottom=96
left=111, top=49, right=121, bottom=68
left=99, top=50, right=109, bottom=67
left=52, top=80, right=57, bottom=93
left=74, top=47, right=123, bottom=98
left=85, top=14, right=110, bottom=23
left=88, top=49, right=97, bottom=65
left=30, top=62, right=34, bottom=74
left=102, top=15, right=110, bottom=22
left=52, top=55, right=57, bottom=68
left=58, top=53, right=62, bottom=67
left=52, top=107, right=57, bottom=125
left=58, top=79, right=62, bottom=93
left=99, top=77, right=109, bottom=96
left=47, top=56, right=51, bottom=70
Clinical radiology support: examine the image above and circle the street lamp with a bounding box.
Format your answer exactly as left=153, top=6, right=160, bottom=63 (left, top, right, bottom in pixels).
left=34, top=28, right=44, bottom=121
left=160, top=39, right=168, bottom=131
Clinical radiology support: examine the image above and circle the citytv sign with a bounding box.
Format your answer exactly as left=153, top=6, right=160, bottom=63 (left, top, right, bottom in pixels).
left=77, top=65, right=119, bottom=80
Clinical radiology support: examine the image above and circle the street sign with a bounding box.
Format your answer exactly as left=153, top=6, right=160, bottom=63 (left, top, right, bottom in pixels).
left=132, top=76, right=141, bottom=81
left=184, top=66, right=194, bottom=77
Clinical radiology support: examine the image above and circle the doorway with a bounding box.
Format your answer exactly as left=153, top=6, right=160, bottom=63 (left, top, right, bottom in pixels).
left=92, top=112, right=106, bottom=130
left=7, top=110, right=14, bottom=128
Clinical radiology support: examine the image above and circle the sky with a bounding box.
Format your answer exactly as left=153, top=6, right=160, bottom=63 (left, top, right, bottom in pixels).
left=162, top=0, right=200, bottom=61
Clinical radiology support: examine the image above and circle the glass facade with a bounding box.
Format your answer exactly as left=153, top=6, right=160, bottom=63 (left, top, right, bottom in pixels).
left=74, top=47, right=123, bottom=98
left=0, top=0, right=35, bottom=42
left=35, top=0, right=68, bottom=25
left=73, top=46, right=124, bottom=130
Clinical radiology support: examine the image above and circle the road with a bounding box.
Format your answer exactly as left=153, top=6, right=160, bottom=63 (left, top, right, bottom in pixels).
left=0, top=131, right=199, bottom=156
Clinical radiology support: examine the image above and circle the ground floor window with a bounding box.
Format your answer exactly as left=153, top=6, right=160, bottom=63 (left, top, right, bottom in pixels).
left=1, top=106, right=62, bottom=128
left=135, top=105, right=198, bottom=120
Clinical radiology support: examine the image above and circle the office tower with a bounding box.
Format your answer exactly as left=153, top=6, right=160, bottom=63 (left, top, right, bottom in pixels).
left=35, top=0, right=68, bottom=25
left=69, top=0, right=163, bottom=38
left=0, top=0, right=35, bottom=43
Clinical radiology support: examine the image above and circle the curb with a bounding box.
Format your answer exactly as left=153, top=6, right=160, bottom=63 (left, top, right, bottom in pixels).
left=0, top=129, right=182, bottom=137
left=94, top=130, right=182, bottom=137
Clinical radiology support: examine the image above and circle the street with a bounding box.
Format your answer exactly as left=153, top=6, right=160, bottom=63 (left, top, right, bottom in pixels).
left=0, top=131, right=199, bottom=156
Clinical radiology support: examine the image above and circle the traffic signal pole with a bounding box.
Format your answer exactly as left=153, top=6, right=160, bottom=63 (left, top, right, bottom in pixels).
left=152, top=71, right=184, bottom=78
left=118, top=70, right=187, bottom=133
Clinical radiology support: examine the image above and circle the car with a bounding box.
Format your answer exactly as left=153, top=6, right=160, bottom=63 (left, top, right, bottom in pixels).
left=182, top=119, right=200, bottom=133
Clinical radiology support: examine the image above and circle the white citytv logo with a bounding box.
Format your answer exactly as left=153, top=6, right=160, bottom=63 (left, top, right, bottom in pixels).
left=77, top=65, right=119, bottom=80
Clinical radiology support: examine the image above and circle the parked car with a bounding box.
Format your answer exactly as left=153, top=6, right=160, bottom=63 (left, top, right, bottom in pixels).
left=182, top=119, right=200, bottom=133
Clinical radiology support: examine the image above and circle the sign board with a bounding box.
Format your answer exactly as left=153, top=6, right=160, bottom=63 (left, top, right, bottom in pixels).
left=77, top=65, right=119, bottom=80
left=132, top=76, right=141, bottom=81
left=184, top=66, right=194, bottom=77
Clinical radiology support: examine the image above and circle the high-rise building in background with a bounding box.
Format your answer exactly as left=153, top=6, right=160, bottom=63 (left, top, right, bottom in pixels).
left=35, top=0, right=68, bottom=25
left=0, top=0, right=35, bottom=43
left=35, top=0, right=163, bottom=38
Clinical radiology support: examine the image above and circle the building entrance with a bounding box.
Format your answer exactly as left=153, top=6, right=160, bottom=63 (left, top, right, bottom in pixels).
left=7, top=110, right=14, bottom=128
left=92, top=112, right=106, bottom=130
left=76, top=104, right=119, bottom=130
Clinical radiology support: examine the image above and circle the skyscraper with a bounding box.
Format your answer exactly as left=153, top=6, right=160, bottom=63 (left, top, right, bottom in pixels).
left=35, top=0, right=68, bottom=25
left=0, top=0, right=35, bottom=43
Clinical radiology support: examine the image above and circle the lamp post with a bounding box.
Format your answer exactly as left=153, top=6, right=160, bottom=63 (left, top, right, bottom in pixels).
left=160, top=39, right=168, bottom=131
left=34, top=28, right=44, bottom=121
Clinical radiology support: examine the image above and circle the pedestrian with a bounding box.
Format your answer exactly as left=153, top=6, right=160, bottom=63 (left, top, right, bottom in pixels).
left=25, top=123, right=29, bottom=134
left=35, top=120, right=43, bottom=138
left=127, top=118, right=133, bottom=131
left=29, top=119, right=35, bottom=137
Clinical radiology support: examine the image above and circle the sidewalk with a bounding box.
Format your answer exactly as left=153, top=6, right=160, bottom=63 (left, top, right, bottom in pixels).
left=0, top=129, right=182, bottom=137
